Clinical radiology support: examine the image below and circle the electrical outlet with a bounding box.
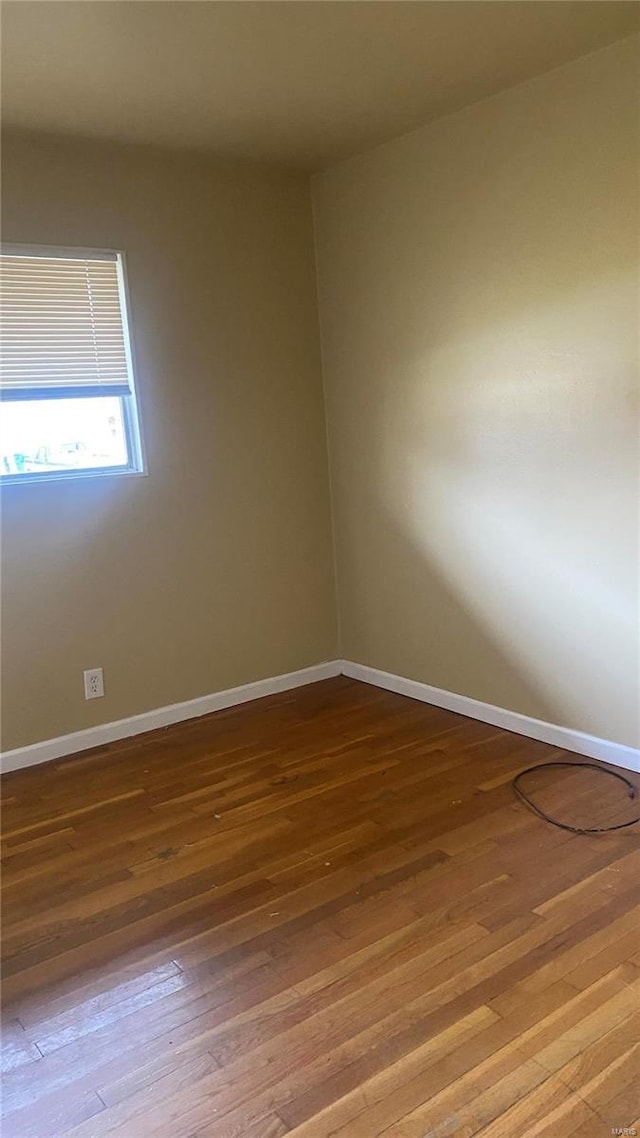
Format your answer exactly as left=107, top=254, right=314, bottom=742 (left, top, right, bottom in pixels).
left=83, top=668, right=104, bottom=700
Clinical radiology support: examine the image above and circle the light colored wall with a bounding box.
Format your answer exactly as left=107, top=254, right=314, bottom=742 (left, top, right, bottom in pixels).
left=1, top=131, right=337, bottom=751
left=3, top=37, right=638, bottom=755
left=313, top=37, right=640, bottom=748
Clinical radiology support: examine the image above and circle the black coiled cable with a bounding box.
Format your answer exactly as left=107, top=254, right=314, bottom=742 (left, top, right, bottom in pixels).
left=512, top=760, right=640, bottom=834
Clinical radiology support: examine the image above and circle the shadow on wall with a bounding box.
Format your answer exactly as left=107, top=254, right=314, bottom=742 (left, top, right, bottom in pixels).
left=347, top=499, right=562, bottom=729
left=369, top=282, right=638, bottom=742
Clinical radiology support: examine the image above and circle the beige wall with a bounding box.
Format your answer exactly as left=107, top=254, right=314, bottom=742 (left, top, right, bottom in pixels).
left=1, top=132, right=337, bottom=750
left=314, top=37, right=640, bottom=748
left=3, top=37, right=638, bottom=755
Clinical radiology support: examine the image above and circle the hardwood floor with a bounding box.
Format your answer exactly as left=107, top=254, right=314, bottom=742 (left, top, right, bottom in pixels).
left=1, top=675, right=639, bottom=1138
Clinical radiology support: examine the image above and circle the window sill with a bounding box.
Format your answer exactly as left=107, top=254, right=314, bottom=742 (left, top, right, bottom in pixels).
left=0, top=465, right=148, bottom=488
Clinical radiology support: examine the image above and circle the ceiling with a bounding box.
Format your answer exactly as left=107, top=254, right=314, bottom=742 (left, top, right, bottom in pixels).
left=2, top=1, right=639, bottom=171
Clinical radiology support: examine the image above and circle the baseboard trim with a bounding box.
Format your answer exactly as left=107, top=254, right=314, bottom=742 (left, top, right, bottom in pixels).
left=0, top=661, right=341, bottom=774
left=340, top=660, right=640, bottom=774
left=3, top=658, right=638, bottom=776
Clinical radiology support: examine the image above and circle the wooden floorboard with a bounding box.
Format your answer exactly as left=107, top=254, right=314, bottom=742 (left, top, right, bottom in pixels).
left=1, top=676, right=639, bottom=1137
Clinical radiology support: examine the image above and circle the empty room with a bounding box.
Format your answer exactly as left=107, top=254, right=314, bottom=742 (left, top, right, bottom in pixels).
left=1, top=1, right=639, bottom=1135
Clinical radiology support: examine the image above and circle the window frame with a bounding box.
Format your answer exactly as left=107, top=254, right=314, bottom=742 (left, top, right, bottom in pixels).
left=0, top=243, right=147, bottom=487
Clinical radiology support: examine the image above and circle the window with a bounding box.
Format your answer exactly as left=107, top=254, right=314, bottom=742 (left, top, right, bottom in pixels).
left=0, top=245, right=145, bottom=483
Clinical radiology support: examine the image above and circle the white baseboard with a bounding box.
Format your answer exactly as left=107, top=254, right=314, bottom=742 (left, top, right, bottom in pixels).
left=0, top=661, right=341, bottom=774
left=3, top=657, right=638, bottom=776
left=341, top=660, right=640, bottom=774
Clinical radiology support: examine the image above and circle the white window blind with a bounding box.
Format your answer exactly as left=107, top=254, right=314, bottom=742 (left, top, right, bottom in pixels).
left=0, top=248, right=133, bottom=401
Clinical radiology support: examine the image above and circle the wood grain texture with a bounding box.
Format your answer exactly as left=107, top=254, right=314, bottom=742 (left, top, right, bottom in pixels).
left=1, top=676, right=639, bottom=1137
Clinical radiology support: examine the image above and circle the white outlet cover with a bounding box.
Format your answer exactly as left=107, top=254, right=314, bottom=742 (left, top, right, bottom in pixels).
left=83, top=668, right=104, bottom=700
